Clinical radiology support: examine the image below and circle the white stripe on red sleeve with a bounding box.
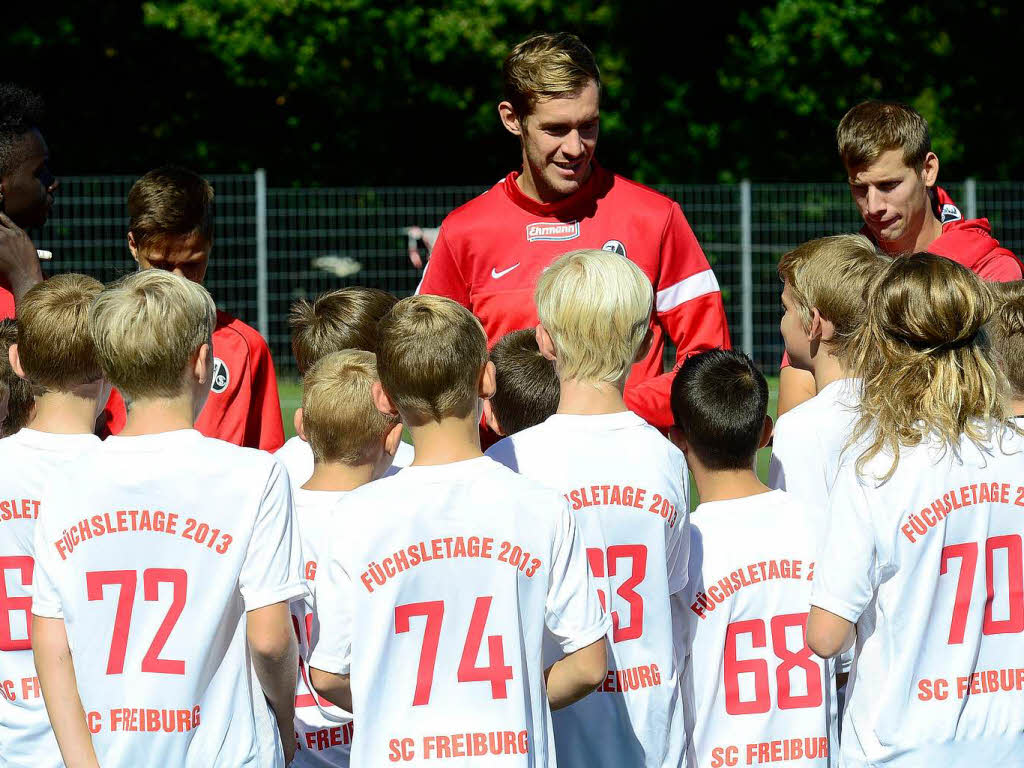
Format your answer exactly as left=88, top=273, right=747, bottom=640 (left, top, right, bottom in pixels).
left=655, top=269, right=720, bottom=313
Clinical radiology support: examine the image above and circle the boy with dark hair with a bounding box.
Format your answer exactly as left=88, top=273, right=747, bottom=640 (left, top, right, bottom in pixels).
left=670, top=349, right=836, bottom=767
left=483, top=328, right=559, bottom=437
left=0, top=275, right=104, bottom=768
left=308, top=295, right=608, bottom=767
left=0, top=83, right=60, bottom=317
left=987, top=280, right=1024, bottom=418
left=278, top=286, right=411, bottom=487
left=101, top=166, right=285, bottom=450
left=31, top=270, right=304, bottom=767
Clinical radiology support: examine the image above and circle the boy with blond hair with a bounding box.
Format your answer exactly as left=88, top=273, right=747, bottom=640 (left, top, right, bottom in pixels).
left=30, top=270, right=305, bottom=768
left=0, top=275, right=105, bottom=768
left=289, top=349, right=403, bottom=766
left=671, top=350, right=836, bottom=767
left=769, top=234, right=890, bottom=500
left=487, top=248, right=691, bottom=768
left=308, top=295, right=609, bottom=767
left=987, top=280, right=1024, bottom=418
left=277, top=286, right=411, bottom=489
left=483, top=328, right=560, bottom=437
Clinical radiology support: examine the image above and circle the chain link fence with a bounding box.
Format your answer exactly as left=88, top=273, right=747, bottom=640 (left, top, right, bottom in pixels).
left=34, top=175, right=1022, bottom=375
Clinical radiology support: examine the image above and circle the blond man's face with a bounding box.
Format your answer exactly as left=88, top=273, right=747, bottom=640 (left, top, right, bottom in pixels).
left=130, top=233, right=211, bottom=285
left=848, top=149, right=937, bottom=250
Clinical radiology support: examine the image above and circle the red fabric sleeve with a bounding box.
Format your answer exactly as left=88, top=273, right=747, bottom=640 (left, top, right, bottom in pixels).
left=623, top=204, right=731, bottom=429
left=248, top=337, right=285, bottom=452
left=414, top=226, right=472, bottom=307
left=98, top=388, right=128, bottom=439
left=975, top=248, right=1024, bottom=282
left=0, top=282, right=14, bottom=321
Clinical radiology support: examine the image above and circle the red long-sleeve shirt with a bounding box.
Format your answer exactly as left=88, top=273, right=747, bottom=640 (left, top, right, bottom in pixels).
left=417, top=165, right=730, bottom=429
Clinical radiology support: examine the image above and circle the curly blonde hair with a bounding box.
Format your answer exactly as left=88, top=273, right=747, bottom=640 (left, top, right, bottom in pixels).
left=847, top=253, right=1014, bottom=482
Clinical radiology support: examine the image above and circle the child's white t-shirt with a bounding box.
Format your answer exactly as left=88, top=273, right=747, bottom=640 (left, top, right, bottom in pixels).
left=811, top=426, right=1024, bottom=766
left=768, top=378, right=861, bottom=501
left=684, top=489, right=837, bottom=767
left=275, top=437, right=412, bottom=490
left=291, top=488, right=353, bottom=767
left=31, top=429, right=307, bottom=768
left=0, top=428, right=100, bottom=768
left=308, top=456, right=610, bottom=768
left=487, top=412, right=691, bottom=768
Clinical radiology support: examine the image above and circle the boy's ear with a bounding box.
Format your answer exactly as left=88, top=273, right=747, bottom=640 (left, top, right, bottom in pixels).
left=192, top=343, right=211, bottom=385
left=634, top=326, right=655, bottom=363
left=372, top=380, right=399, bottom=418
left=384, top=422, right=404, bottom=457
left=479, top=360, right=496, bottom=400
left=808, top=308, right=823, bottom=341
left=294, top=408, right=307, bottom=443
left=127, top=231, right=140, bottom=264
left=482, top=399, right=505, bottom=437
left=759, top=414, right=774, bottom=450
left=9, top=343, right=27, bottom=381
left=535, top=323, right=557, bottom=362
left=668, top=425, right=687, bottom=454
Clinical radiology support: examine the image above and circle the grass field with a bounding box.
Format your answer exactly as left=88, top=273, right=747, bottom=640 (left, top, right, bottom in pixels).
left=278, top=376, right=780, bottom=509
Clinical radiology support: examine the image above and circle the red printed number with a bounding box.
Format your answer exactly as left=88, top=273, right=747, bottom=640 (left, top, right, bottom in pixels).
left=724, top=613, right=823, bottom=715
left=941, top=534, right=1024, bottom=644
left=0, top=555, right=33, bottom=652
left=587, top=544, right=647, bottom=642
left=86, top=568, right=187, bottom=675
left=395, top=596, right=513, bottom=706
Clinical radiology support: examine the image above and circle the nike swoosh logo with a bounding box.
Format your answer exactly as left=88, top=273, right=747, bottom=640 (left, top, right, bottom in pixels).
left=491, top=264, right=521, bottom=279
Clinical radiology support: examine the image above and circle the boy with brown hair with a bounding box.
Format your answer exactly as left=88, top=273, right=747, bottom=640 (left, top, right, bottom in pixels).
left=483, top=328, right=559, bottom=437
left=0, top=318, right=33, bottom=436
left=277, top=286, right=409, bottom=488
left=308, top=295, right=609, bottom=768
left=31, top=269, right=305, bottom=767
left=289, top=349, right=403, bottom=766
left=770, top=234, right=890, bottom=500
left=987, top=280, right=1024, bottom=418
left=101, top=166, right=285, bottom=451
left=0, top=274, right=105, bottom=768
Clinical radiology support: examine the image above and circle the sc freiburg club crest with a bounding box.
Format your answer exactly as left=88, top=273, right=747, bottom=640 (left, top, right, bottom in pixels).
left=211, top=357, right=230, bottom=394
left=602, top=239, right=627, bottom=257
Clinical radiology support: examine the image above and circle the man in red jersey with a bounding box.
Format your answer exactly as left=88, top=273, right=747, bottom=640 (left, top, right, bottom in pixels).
left=777, top=100, right=1022, bottom=416
left=416, top=32, right=729, bottom=430
left=0, top=84, right=60, bottom=318
left=100, top=167, right=284, bottom=450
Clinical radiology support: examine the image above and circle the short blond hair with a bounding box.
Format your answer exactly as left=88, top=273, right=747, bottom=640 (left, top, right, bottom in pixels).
left=837, top=100, right=932, bottom=173
left=17, top=274, right=104, bottom=389
left=503, top=32, right=600, bottom=119
left=302, top=350, right=399, bottom=465
left=89, top=270, right=216, bottom=400
left=987, top=280, right=1024, bottom=400
left=377, top=295, right=488, bottom=426
left=778, top=234, right=890, bottom=365
left=289, top=287, right=397, bottom=375
left=535, top=249, right=652, bottom=384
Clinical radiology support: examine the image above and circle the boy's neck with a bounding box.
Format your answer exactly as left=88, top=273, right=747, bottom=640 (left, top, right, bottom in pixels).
left=1012, top=398, right=1024, bottom=419
left=27, top=388, right=103, bottom=435
left=408, top=412, right=484, bottom=466
left=303, top=461, right=375, bottom=492
left=809, top=346, right=850, bottom=394
left=691, top=462, right=771, bottom=505
left=556, top=378, right=628, bottom=416
left=120, top=395, right=197, bottom=436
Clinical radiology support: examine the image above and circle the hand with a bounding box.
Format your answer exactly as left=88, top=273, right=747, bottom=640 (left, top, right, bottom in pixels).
left=0, top=212, right=43, bottom=300
left=405, top=226, right=439, bottom=269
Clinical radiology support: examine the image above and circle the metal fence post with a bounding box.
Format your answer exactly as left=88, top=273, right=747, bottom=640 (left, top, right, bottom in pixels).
left=255, top=168, right=269, bottom=341
left=740, top=179, right=753, bottom=357
left=964, top=177, right=977, bottom=221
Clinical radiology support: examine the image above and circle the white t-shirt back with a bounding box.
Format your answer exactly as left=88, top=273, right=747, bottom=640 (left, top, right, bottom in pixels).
left=811, top=426, right=1024, bottom=766
left=275, top=437, right=413, bottom=490
left=291, top=488, right=352, bottom=767
left=487, top=412, right=691, bottom=768
left=31, top=429, right=307, bottom=768
left=308, top=456, right=610, bottom=768
left=684, top=489, right=837, bottom=767
left=768, top=378, right=860, bottom=501
left=0, top=428, right=100, bottom=768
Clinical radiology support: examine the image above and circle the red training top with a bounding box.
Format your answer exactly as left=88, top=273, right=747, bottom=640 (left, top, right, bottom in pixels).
left=100, top=310, right=285, bottom=450
left=416, top=164, right=731, bottom=429
left=0, top=276, right=14, bottom=320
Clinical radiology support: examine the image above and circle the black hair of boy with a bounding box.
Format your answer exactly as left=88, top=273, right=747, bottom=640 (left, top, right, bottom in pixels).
left=671, top=348, right=768, bottom=470
left=489, top=329, right=560, bottom=435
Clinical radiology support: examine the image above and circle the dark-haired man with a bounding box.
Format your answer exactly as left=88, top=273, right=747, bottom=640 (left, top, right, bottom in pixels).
left=0, top=84, right=59, bottom=318
left=417, top=32, right=729, bottom=431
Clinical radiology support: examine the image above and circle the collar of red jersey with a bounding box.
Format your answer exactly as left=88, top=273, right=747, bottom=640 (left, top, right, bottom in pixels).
left=503, top=161, right=607, bottom=217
